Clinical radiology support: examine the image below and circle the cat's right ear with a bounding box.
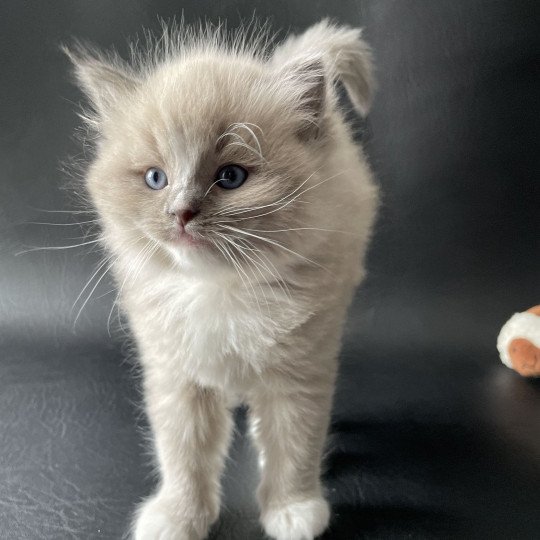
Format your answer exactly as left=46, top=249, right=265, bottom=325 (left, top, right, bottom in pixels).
left=62, top=43, right=139, bottom=117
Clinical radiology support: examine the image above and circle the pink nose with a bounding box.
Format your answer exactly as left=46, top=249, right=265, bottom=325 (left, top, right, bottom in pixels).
left=176, top=208, right=199, bottom=227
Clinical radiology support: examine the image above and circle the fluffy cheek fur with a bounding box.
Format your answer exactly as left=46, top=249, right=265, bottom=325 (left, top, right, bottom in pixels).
left=68, top=20, right=378, bottom=540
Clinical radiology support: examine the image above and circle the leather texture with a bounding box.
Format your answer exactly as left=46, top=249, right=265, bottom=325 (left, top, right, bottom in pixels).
left=0, top=1, right=539, bottom=538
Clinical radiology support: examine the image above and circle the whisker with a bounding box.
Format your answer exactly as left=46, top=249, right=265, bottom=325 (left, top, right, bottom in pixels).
left=216, top=232, right=273, bottom=310
left=65, top=232, right=102, bottom=241
left=218, top=224, right=329, bottom=272
left=71, top=255, right=114, bottom=315
left=93, top=288, right=116, bottom=301
left=73, top=258, right=116, bottom=326
left=24, top=220, right=99, bottom=227
left=214, top=166, right=324, bottom=217
left=221, top=170, right=351, bottom=223
left=217, top=121, right=265, bottom=161
left=31, top=208, right=95, bottom=214
left=230, top=123, right=263, bottom=156
left=220, top=237, right=263, bottom=311
left=211, top=200, right=311, bottom=224
left=238, top=122, right=264, bottom=137
left=203, top=178, right=223, bottom=198
left=212, top=236, right=264, bottom=314
left=15, top=239, right=101, bottom=255
left=107, top=239, right=157, bottom=334
left=212, top=238, right=247, bottom=289
left=243, top=226, right=354, bottom=236
left=131, top=242, right=160, bottom=285
left=223, top=140, right=264, bottom=161
left=233, top=241, right=279, bottom=306
left=235, top=237, right=292, bottom=301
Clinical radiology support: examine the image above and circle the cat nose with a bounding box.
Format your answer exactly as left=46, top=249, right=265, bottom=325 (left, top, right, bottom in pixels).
left=175, top=208, right=199, bottom=227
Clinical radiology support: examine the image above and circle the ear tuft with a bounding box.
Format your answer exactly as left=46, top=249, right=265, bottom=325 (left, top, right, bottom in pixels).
left=271, top=19, right=375, bottom=117
left=62, top=42, right=139, bottom=116
left=280, top=58, right=327, bottom=139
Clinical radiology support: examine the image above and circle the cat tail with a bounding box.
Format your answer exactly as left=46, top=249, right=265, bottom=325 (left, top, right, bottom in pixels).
left=270, top=19, right=375, bottom=117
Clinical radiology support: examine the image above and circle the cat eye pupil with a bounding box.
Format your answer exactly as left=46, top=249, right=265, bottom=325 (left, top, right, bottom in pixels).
left=216, top=165, right=248, bottom=190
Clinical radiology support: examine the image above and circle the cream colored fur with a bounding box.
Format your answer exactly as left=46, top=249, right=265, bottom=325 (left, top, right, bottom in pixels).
left=66, top=19, right=378, bottom=540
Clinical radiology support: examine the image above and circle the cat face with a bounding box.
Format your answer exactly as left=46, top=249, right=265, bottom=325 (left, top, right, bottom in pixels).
left=85, top=55, right=322, bottom=273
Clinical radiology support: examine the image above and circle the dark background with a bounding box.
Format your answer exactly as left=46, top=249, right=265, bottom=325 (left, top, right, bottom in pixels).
left=1, top=1, right=539, bottom=538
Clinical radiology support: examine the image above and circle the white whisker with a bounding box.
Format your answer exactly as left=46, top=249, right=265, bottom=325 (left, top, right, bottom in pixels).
left=73, top=258, right=116, bottom=326
left=217, top=232, right=273, bottom=309
left=15, top=238, right=101, bottom=255
left=212, top=235, right=264, bottom=314
left=243, top=226, right=354, bottom=235
left=222, top=170, right=350, bottom=223
left=107, top=239, right=158, bottom=335
left=71, top=255, right=114, bottom=316
left=32, top=208, right=95, bottom=214
left=230, top=122, right=263, bottom=156
left=24, top=220, right=99, bottom=227
left=224, top=140, right=264, bottom=161
left=203, top=178, right=223, bottom=198
left=217, top=224, right=329, bottom=272
left=235, top=237, right=292, bottom=301
left=215, top=166, right=325, bottom=217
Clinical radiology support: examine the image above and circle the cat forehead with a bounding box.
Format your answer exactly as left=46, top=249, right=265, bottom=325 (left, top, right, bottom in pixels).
left=144, top=55, right=271, bottom=122
left=121, top=56, right=280, bottom=162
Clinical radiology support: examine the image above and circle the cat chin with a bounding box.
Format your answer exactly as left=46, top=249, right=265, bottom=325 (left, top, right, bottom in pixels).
left=163, top=241, right=230, bottom=275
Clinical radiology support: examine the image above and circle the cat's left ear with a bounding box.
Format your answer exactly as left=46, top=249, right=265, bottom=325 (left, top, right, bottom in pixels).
left=273, top=57, right=327, bottom=139
left=62, top=43, right=139, bottom=117
left=270, top=19, right=375, bottom=138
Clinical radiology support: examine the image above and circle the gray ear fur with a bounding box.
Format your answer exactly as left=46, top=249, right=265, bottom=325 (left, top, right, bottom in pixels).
left=271, top=19, right=375, bottom=117
left=62, top=43, right=139, bottom=116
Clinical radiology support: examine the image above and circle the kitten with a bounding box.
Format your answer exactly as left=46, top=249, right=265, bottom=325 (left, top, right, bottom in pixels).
left=66, top=19, right=378, bottom=540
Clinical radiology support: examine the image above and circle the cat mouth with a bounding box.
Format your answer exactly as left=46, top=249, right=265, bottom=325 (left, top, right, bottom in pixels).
left=169, top=229, right=210, bottom=248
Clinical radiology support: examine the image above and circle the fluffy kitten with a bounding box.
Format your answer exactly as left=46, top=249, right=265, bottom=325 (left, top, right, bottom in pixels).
left=66, top=19, right=378, bottom=540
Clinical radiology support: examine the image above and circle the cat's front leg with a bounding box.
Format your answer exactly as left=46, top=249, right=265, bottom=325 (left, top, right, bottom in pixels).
left=134, top=365, right=233, bottom=540
left=248, top=375, right=334, bottom=540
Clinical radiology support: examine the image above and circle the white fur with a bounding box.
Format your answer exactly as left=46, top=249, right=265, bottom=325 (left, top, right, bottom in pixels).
left=262, top=498, right=331, bottom=540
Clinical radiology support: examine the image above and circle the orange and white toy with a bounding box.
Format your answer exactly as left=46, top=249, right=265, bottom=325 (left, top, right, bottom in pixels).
left=497, top=305, right=540, bottom=377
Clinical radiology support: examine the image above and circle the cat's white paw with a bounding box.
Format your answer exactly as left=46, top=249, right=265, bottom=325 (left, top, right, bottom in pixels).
left=261, top=497, right=330, bottom=540
left=133, top=494, right=212, bottom=540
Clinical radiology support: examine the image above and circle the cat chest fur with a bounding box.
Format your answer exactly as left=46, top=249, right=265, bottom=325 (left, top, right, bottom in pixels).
left=125, top=270, right=310, bottom=387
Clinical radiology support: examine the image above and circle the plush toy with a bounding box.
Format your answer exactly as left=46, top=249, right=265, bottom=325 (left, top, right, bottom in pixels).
left=497, top=306, right=540, bottom=377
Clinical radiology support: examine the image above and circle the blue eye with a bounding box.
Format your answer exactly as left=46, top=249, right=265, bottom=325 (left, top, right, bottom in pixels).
left=145, top=167, right=168, bottom=190
left=216, top=165, right=248, bottom=190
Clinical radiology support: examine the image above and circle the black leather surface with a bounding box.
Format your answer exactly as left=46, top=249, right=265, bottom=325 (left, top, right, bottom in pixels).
left=1, top=1, right=539, bottom=538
